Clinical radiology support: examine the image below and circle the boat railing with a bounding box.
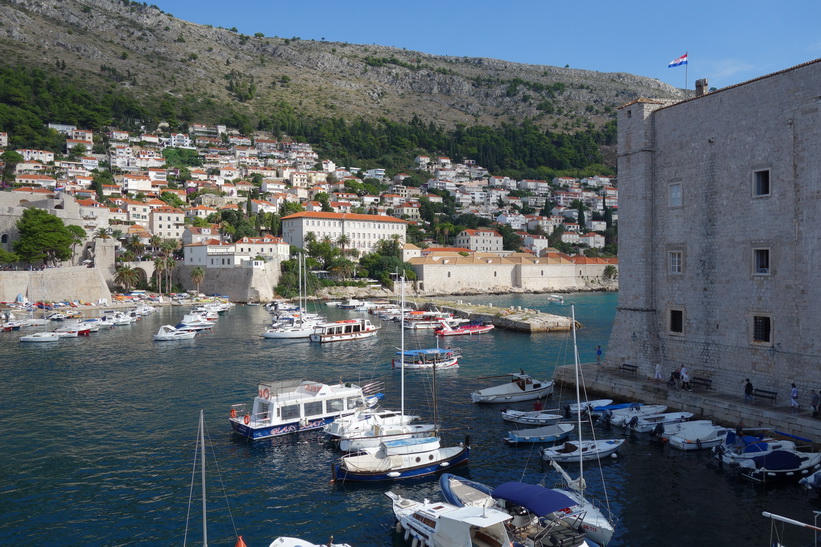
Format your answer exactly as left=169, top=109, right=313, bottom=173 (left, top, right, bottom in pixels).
left=763, top=511, right=821, bottom=546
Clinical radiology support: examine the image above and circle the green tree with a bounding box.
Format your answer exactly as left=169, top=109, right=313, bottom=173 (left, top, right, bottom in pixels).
left=114, top=265, right=140, bottom=292
left=1, top=150, right=24, bottom=187
left=153, top=257, right=165, bottom=293
left=13, top=208, right=74, bottom=265
left=191, top=266, right=205, bottom=294
left=66, top=225, right=87, bottom=265
left=0, top=248, right=19, bottom=264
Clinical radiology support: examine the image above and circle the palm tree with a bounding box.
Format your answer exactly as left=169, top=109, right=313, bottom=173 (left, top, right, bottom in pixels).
left=114, top=265, right=140, bottom=292
left=128, top=235, right=145, bottom=258
left=94, top=228, right=110, bottom=240
left=335, top=234, right=350, bottom=253
left=160, top=239, right=178, bottom=293
left=191, top=266, right=205, bottom=295
left=153, top=257, right=166, bottom=293
left=149, top=235, right=162, bottom=255
left=165, top=256, right=176, bottom=294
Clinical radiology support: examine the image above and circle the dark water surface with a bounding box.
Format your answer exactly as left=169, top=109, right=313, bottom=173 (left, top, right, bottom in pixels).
left=0, top=293, right=817, bottom=546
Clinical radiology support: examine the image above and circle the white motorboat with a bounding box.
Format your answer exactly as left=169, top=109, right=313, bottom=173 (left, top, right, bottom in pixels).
left=504, top=423, right=575, bottom=445
left=229, top=379, right=379, bottom=440
left=392, top=347, right=460, bottom=370
left=501, top=408, right=563, bottom=425
left=175, top=312, right=214, bottom=331
left=662, top=420, right=729, bottom=450
left=153, top=325, right=197, bottom=341
left=19, top=331, right=60, bottom=343
left=739, top=449, right=821, bottom=484
left=602, top=403, right=669, bottom=426
left=567, top=399, right=613, bottom=414
left=624, top=411, right=694, bottom=434
left=309, top=318, right=380, bottom=343
left=542, top=439, right=626, bottom=462
left=269, top=538, right=350, bottom=547
left=386, top=491, right=517, bottom=547
left=471, top=371, right=553, bottom=403
left=712, top=430, right=798, bottom=465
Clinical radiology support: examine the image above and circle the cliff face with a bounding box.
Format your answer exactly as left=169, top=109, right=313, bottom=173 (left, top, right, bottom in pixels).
left=0, top=0, right=684, bottom=130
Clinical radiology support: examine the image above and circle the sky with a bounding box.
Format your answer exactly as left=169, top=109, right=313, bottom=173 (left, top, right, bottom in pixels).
left=151, top=0, right=821, bottom=91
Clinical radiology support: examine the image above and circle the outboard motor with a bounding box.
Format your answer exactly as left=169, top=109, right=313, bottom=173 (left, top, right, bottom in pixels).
left=564, top=405, right=571, bottom=419
left=602, top=409, right=613, bottom=428
left=627, top=416, right=639, bottom=428
left=653, top=423, right=665, bottom=437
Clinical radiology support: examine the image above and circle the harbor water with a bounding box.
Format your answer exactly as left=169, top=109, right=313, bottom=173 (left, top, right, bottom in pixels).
left=0, top=292, right=817, bottom=546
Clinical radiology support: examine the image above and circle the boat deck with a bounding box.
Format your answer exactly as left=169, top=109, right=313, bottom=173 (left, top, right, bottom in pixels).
left=554, top=363, right=821, bottom=447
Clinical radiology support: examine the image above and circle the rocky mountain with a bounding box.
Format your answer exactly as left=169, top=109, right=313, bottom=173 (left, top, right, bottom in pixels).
left=0, top=0, right=685, bottom=131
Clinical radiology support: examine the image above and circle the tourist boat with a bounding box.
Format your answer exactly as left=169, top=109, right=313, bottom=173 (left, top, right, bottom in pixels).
left=623, top=411, right=694, bottom=434
left=386, top=491, right=517, bottom=547
left=336, top=298, right=364, bottom=309
left=229, top=379, right=379, bottom=440
left=309, top=318, right=380, bottom=343
left=392, top=347, right=461, bottom=369
left=601, top=403, right=669, bottom=426
left=541, top=438, right=625, bottom=462
left=402, top=310, right=454, bottom=330
left=438, top=475, right=591, bottom=547
left=504, top=423, right=574, bottom=445
left=470, top=371, right=553, bottom=403
left=435, top=320, right=495, bottom=337
left=662, top=420, right=729, bottom=450
left=712, top=430, right=799, bottom=466
left=738, top=449, right=821, bottom=484
left=501, top=408, right=563, bottom=425
left=19, top=331, right=60, bottom=343
left=153, top=325, right=197, bottom=341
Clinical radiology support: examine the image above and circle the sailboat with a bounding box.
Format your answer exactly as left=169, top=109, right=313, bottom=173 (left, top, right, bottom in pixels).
left=262, top=253, right=321, bottom=339
left=543, top=305, right=618, bottom=546
left=331, top=276, right=469, bottom=482
left=189, top=410, right=350, bottom=547
left=19, top=275, right=59, bottom=343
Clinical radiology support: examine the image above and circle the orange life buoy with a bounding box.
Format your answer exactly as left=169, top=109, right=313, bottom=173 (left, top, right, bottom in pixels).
left=230, top=408, right=237, bottom=419
left=262, top=388, right=270, bottom=399
left=243, top=415, right=250, bottom=425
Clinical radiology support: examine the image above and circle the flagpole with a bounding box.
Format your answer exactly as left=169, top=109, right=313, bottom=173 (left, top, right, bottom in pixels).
left=685, top=52, right=689, bottom=93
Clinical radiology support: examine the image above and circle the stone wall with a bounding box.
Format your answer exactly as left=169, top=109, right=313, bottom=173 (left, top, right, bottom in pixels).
left=174, top=261, right=281, bottom=302
left=0, top=267, right=112, bottom=303
left=607, top=60, right=821, bottom=398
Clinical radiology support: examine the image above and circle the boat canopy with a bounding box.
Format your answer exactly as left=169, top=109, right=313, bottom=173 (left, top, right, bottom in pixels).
left=492, top=482, right=576, bottom=516
left=751, top=450, right=804, bottom=470
left=396, top=348, right=453, bottom=357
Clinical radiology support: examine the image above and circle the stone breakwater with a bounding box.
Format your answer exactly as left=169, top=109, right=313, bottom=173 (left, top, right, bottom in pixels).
left=413, top=299, right=577, bottom=333
left=0, top=267, right=112, bottom=304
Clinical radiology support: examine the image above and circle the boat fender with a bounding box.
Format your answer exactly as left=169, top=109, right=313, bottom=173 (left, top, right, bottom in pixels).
left=696, top=438, right=703, bottom=450
left=628, top=416, right=639, bottom=428
left=262, top=388, right=270, bottom=399
left=230, top=408, right=237, bottom=419
left=243, top=415, right=250, bottom=425
left=299, top=418, right=308, bottom=428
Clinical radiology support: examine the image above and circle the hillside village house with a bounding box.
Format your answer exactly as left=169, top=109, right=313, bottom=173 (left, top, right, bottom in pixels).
left=183, top=235, right=289, bottom=269
left=281, top=211, right=407, bottom=253
left=149, top=206, right=185, bottom=240
left=606, top=60, right=821, bottom=397
left=454, top=228, right=504, bottom=252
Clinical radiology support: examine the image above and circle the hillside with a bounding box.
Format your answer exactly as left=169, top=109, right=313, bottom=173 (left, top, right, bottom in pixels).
left=0, top=0, right=685, bottom=133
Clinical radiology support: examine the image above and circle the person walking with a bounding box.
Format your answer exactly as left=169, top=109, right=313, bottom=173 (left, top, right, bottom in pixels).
left=744, top=379, right=754, bottom=404
left=681, top=368, right=692, bottom=392
left=596, top=346, right=603, bottom=364
left=812, top=390, right=819, bottom=418
left=654, top=362, right=662, bottom=382
left=790, top=383, right=800, bottom=413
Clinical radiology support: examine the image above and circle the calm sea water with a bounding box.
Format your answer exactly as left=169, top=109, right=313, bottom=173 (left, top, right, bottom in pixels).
left=0, top=292, right=817, bottom=546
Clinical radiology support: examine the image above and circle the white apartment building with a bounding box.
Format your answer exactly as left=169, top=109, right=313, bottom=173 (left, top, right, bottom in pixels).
left=281, top=211, right=407, bottom=253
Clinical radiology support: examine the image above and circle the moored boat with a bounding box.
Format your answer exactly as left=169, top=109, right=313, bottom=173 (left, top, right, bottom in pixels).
left=309, top=318, right=380, bottom=343
left=19, top=331, right=60, bottom=343
left=504, top=423, right=574, bottom=445
left=392, top=347, right=460, bottom=369
left=153, top=325, right=197, bottom=341
left=738, top=449, right=821, bottom=484
left=624, top=411, right=694, bottom=434
left=501, top=408, right=563, bottom=425
left=435, top=320, right=495, bottom=337
left=471, top=371, right=553, bottom=403
left=541, top=438, right=625, bottom=462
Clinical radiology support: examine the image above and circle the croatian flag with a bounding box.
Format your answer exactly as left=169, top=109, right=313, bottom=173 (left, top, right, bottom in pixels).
left=668, top=53, right=688, bottom=68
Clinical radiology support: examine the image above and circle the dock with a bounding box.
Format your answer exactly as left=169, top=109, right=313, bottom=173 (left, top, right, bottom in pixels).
left=409, top=299, right=577, bottom=333
left=554, top=363, right=821, bottom=446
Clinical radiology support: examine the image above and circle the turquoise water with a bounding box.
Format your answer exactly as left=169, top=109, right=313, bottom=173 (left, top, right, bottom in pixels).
left=0, top=292, right=815, bottom=546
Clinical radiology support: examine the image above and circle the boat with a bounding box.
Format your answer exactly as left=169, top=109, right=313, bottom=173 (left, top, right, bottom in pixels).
left=712, top=430, right=799, bottom=466
left=386, top=491, right=518, bottom=547
left=738, top=449, right=821, bottom=484
left=438, top=475, right=591, bottom=547
left=471, top=371, right=553, bottom=403
left=53, top=322, right=92, bottom=336
left=153, top=325, right=197, bottom=341
left=262, top=254, right=321, bottom=339
left=336, top=298, right=364, bottom=309
left=662, top=420, right=729, bottom=451
left=600, top=403, right=669, bottom=426
left=269, top=538, right=350, bottom=547
left=175, top=312, right=214, bottom=331
left=542, top=439, right=625, bottom=462
left=567, top=399, right=613, bottom=414
left=434, top=320, right=495, bottom=337
left=402, top=310, right=454, bottom=330
left=623, top=411, right=694, bottom=434
left=19, top=331, right=60, bottom=343
left=546, top=305, right=617, bottom=546
left=309, top=318, right=380, bottom=343
left=504, top=423, right=574, bottom=445
left=501, top=408, right=563, bottom=425
left=392, top=347, right=460, bottom=370
left=228, top=379, right=379, bottom=440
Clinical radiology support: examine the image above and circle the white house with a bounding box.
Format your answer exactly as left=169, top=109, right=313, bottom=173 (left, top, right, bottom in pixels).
left=281, top=211, right=407, bottom=253
left=454, top=229, right=504, bottom=252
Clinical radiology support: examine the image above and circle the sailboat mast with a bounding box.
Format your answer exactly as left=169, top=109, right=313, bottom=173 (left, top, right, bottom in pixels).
left=571, top=305, right=584, bottom=492
left=199, top=409, right=208, bottom=546
left=400, top=276, right=405, bottom=418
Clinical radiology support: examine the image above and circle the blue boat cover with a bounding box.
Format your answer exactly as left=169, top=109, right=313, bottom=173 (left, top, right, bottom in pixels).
left=397, top=348, right=453, bottom=356
left=492, top=482, right=576, bottom=516
left=751, top=450, right=803, bottom=471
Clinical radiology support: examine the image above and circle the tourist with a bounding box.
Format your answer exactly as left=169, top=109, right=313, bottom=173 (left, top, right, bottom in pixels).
left=654, top=362, right=662, bottom=382
left=533, top=399, right=543, bottom=412
left=744, top=379, right=754, bottom=404
left=812, top=390, right=820, bottom=418
left=790, top=383, right=800, bottom=413
left=681, top=367, right=692, bottom=391
left=596, top=345, right=602, bottom=364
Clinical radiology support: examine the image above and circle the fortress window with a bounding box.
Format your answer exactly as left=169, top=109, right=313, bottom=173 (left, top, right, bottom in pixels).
left=669, top=251, right=682, bottom=274
left=753, top=249, right=770, bottom=275
left=669, top=309, right=684, bottom=334
left=753, top=316, right=772, bottom=343
left=753, top=169, right=770, bottom=197
left=668, top=182, right=682, bottom=208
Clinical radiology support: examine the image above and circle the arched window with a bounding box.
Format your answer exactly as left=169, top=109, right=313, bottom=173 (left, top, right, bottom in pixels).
left=0, top=234, right=8, bottom=244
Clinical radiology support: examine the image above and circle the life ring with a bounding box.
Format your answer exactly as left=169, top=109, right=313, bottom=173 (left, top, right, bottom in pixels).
left=230, top=408, right=237, bottom=419
left=262, top=388, right=270, bottom=399
left=243, top=415, right=250, bottom=425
